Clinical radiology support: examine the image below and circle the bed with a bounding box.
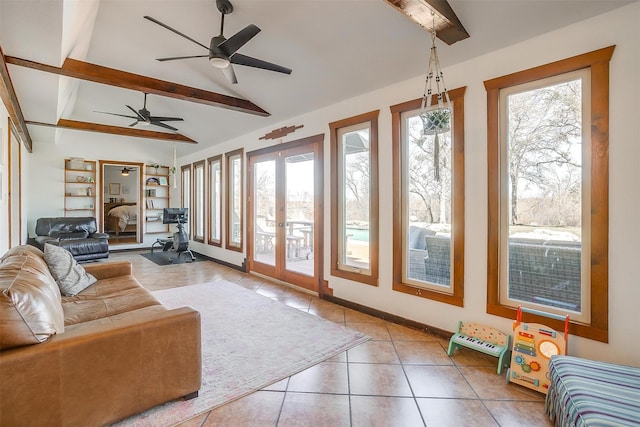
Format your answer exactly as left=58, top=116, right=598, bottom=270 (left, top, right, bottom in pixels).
left=104, top=202, right=138, bottom=238
left=545, top=355, right=640, bottom=426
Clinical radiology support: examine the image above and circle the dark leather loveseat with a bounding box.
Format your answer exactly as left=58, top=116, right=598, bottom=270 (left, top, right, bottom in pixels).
left=33, top=217, right=109, bottom=261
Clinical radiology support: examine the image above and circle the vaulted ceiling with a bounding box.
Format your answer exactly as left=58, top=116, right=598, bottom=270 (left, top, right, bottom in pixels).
left=0, top=0, right=634, bottom=156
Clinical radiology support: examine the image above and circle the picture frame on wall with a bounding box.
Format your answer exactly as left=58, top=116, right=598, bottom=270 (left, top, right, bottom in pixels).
left=109, top=183, right=121, bottom=195
left=122, top=185, right=130, bottom=195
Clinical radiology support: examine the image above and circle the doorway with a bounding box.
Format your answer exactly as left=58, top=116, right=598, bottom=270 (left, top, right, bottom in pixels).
left=247, top=135, right=323, bottom=293
left=99, top=161, right=143, bottom=244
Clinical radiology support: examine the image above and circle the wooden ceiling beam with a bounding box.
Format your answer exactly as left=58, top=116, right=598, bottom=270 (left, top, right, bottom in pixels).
left=27, top=119, right=197, bottom=144
left=0, top=46, right=33, bottom=152
left=383, top=0, right=469, bottom=45
left=5, top=56, right=270, bottom=117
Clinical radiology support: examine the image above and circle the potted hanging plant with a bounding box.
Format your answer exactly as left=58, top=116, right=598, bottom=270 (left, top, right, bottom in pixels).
left=422, top=108, right=451, bottom=135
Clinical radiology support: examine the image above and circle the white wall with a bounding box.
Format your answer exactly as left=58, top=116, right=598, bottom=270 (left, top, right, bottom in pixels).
left=103, top=165, right=139, bottom=204
left=175, top=3, right=640, bottom=365
left=26, top=130, right=173, bottom=248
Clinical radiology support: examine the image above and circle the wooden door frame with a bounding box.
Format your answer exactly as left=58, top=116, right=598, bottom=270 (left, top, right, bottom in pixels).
left=247, top=134, right=324, bottom=294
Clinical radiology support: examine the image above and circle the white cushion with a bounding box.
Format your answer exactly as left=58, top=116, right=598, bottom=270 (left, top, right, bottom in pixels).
left=43, top=244, right=97, bottom=296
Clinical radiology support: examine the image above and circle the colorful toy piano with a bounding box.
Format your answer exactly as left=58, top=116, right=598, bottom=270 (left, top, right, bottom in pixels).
left=506, top=305, right=569, bottom=394
left=447, top=321, right=511, bottom=374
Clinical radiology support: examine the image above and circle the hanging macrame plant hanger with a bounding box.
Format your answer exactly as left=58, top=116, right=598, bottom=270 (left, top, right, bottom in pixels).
left=419, top=13, right=452, bottom=181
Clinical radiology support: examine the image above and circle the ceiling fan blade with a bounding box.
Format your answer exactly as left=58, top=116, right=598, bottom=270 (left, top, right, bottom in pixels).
left=156, top=54, right=209, bottom=62
left=150, top=121, right=179, bottom=132
left=148, top=116, right=184, bottom=122
left=95, top=111, right=138, bottom=120
left=144, top=16, right=209, bottom=50
left=221, top=64, right=238, bottom=84
left=126, top=105, right=146, bottom=121
left=230, top=53, right=292, bottom=75
left=218, top=24, right=260, bottom=56
left=129, top=120, right=139, bottom=127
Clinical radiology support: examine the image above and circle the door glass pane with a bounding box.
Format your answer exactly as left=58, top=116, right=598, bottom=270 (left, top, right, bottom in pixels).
left=254, top=160, right=276, bottom=266
left=285, top=152, right=314, bottom=276
left=404, top=111, right=452, bottom=289
left=504, top=75, right=584, bottom=313
left=339, top=126, right=371, bottom=272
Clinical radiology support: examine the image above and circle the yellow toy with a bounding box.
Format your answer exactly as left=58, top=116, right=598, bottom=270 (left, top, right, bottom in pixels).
left=506, top=306, right=569, bottom=394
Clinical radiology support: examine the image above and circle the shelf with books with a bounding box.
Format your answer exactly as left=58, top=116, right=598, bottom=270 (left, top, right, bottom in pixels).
left=143, top=164, right=171, bottom=233
left=64, top=158, right=96, bottom=217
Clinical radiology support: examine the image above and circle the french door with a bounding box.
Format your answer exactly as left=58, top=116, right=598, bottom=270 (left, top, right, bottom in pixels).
left=247, top=135, right=323, bottom=293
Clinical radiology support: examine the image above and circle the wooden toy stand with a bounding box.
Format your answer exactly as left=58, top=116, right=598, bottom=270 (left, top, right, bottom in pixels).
left=447, top=321, right=511, bottom=374
left=506, top=306, right=569, bottom=394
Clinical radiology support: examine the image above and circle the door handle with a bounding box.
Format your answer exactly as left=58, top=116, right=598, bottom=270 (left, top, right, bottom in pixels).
left=278, top=223, right=284, bottom=227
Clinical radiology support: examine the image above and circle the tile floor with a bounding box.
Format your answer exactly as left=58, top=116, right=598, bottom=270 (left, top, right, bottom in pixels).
left=109, top=250, right=553, bottom=427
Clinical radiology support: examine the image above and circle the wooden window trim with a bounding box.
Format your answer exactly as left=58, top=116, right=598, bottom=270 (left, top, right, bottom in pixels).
left=390, top=86, right=466, bottom=306
left=225, top=148, right=244, bottom=252
left=192, top=160, right=205, bottom=243
left=207, top=154, right=223, bottom=246
left=484, top=46, right=614, bottom=342
left=329, top=110, right=380, bottom=286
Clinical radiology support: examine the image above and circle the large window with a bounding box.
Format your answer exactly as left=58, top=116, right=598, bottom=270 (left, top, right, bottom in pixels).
left=208, top=155, right=222, bottom=246
left=391, top=87, right=466, bottom=306
left=226, top=148, right=243, bottom=252
left=485, top=47, right=614, bottom=342
left=329, top=110, right=379, bottom=285
left=181, top=164, right=191, bottom=237
left=192, top=160, right=205, bottom=242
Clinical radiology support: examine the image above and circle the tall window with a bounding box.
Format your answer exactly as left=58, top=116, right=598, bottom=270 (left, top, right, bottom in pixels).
left=391, top=87, right=466, bottom=306
left=329, top=110, right=379, bottom=285
left=181, top=164, right=191, bottom=237
left=226, top=148, right=243, bottom=251
left=485, top=47, right=613, bottom=342
left=208, top=155, right=222, bottom=246
left=192, top=160, right=205, bottom=242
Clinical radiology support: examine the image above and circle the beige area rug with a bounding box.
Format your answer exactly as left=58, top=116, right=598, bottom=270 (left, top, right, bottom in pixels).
left=114, top=281, right=370, bottom=426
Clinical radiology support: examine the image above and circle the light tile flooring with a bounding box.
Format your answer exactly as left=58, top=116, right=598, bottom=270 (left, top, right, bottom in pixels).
left=108, top=250, right=553, bottom=427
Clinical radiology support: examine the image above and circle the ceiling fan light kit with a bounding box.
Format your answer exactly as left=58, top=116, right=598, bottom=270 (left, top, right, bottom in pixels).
left=97, top=92, right=184, bottom=132
left=144, top=0, right=291, bottom=84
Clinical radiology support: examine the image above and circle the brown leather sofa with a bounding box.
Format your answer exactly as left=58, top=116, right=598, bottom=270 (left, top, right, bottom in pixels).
left=0, top=245, right=201, bottom=426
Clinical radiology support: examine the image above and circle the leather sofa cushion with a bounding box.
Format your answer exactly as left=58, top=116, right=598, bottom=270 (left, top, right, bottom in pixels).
left=0, top=248, right=65, bottom=350
left=0, top=244, right=45, bottom=262
left=50, top=231, right=89, bottom=240
left=35, top=217, right=98, bottom=236
left=62, top=275, right=162, bottom=326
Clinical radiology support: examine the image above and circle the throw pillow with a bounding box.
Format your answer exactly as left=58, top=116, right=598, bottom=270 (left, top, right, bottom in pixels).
left=43, top=243, right=97, bottom=296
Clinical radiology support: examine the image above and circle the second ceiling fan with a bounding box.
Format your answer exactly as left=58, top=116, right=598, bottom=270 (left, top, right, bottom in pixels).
left=144, top=0, right=292, bottom=84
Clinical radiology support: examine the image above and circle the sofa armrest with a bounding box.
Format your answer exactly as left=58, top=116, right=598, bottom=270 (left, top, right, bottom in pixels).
left=84, top=260, right=132, bottom=279
left=0, top=306, right=201, bottom=426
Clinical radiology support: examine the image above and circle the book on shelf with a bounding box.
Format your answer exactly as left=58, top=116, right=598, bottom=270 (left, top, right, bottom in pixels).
left=145, top=189, right=157, bottom=197
left=146, top=199, right=155, bottom=209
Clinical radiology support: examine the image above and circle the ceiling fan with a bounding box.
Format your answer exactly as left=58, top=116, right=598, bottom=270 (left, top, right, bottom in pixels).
left=96, top=92, right=184, bottom=132
left=144, top=0, right=292, bottom=84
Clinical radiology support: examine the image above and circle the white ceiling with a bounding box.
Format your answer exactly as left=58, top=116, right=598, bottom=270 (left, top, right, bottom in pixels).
left=0, top=0, right=634, bottom=156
